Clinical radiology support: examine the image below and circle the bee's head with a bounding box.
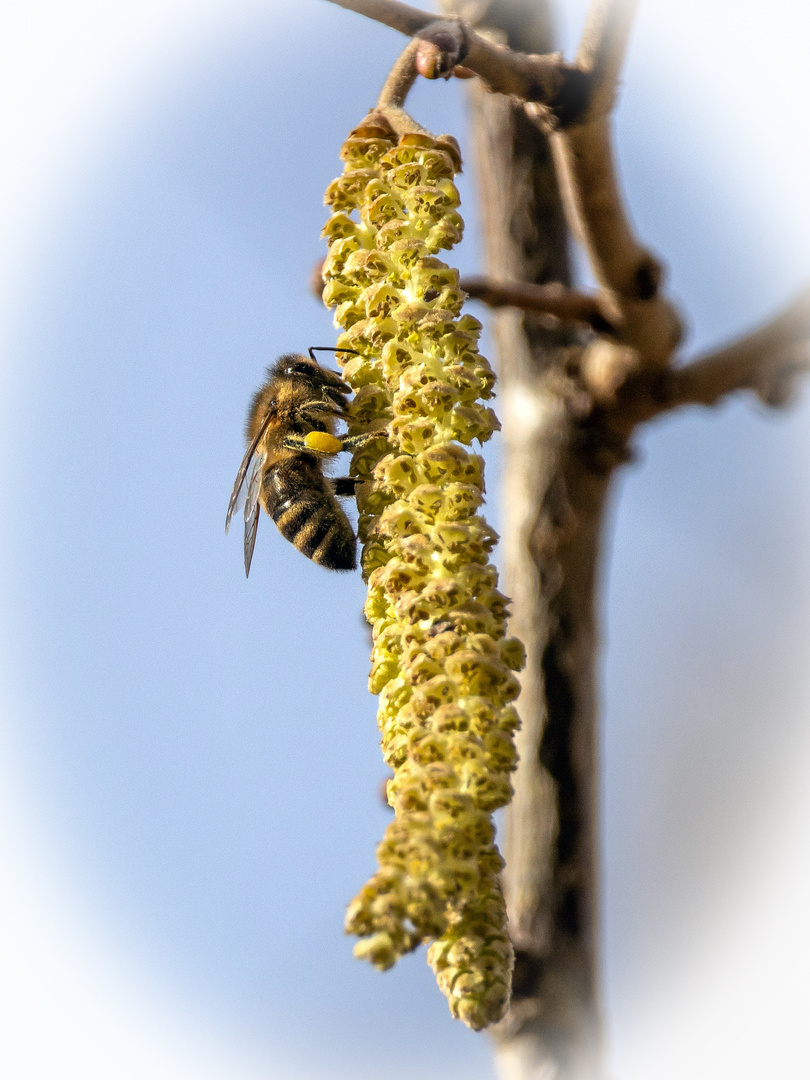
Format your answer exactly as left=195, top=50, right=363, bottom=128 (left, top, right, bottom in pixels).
left=271, top=353, right=351, bottom=395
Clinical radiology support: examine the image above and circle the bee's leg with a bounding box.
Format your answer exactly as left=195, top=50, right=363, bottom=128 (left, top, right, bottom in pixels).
left=301, top=399, right=348, bottom=423
left=322, top=388, right=352, bottom=415
left=282, top=435, right=310, bottom=451
left=283, top=433, right=343, bottom=456
left=332, top=477, right=358, bottom=497
left=340, top=431, right=380, bottom=452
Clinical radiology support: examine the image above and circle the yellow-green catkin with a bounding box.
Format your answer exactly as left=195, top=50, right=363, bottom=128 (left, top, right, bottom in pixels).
left=320, top=115, right=524, bottom=1031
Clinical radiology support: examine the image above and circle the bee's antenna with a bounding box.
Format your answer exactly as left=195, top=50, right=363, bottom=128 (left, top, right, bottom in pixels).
left=308, top=346, right=361, bottom=363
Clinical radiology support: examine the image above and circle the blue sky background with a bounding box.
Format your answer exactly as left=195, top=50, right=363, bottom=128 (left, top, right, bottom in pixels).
left=0, top=2, right=808, bottom=1077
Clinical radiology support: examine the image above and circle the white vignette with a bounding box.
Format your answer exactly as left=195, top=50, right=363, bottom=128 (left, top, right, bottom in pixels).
left=0, top=1, right=808, bottom=1078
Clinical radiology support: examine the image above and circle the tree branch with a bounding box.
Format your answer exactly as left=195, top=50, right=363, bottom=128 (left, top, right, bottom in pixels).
left=322, top=0, right=589, bottom=118
left=372, top=36, right=431, bottom=134
left=666, top=285, right=810, bottom=409
left=590, top=287, right=810, bottom=434
left=538, top=0, right=682, bottom=367
left=325, top=0, right=441, bottom=36
left=576, top=0, right=640, bottom=118
left=460, top=275, right=612, bottom=330
left=445, top=2, right=608, bottom=1073
left=377, top=34, right=421, bottom=108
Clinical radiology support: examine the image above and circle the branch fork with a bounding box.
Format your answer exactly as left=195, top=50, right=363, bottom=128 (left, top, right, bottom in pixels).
left=324, top=0, right=810, bottom=464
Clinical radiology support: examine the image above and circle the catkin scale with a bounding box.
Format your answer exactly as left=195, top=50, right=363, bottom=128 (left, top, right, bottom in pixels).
left=321, top=116, right=524, bottom=1030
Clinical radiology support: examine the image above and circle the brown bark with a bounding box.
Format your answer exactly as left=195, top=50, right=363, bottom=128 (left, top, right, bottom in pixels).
left=454, top=4, right=609, bottom=1075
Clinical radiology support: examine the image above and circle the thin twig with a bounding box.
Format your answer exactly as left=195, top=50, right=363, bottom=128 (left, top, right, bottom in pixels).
left=598, top=286, right=810, bottom=431
left=325, top=0, right=439, bottom=36
left=540, top=0, right=682, bottom=367
left=549, top=122, right=662, bottom=301
left=576, top=0, right=640, bottom=118
left=373, top=36, right=430, bottom=134
left=322, top=0, right=588, bottom=117
left=666, top=286, right=810, bottom=409
left=461, top=275, right=611, bottom=329
left=377, top=35, right=421, bottom=108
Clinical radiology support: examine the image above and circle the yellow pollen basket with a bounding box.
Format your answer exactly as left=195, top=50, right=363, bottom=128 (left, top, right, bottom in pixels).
left=304, top=431, right=343, bottom=454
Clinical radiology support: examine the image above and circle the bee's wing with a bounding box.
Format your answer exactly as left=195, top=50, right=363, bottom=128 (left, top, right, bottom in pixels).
left=226, top=409, right=274, bottom=533
left=243, top=450, right=265, bottom=577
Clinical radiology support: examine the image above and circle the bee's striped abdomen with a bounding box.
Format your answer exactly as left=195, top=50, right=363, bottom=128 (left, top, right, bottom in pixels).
left=264, top=459, right=356, bottom=571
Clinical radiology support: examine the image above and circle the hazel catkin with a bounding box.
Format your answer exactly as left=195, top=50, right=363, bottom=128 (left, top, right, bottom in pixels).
left=321, top=114, right=524, bottom=1031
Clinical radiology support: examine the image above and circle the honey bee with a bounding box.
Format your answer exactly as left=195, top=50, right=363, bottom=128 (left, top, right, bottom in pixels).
left=226, top=348, right=369, bottom=576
